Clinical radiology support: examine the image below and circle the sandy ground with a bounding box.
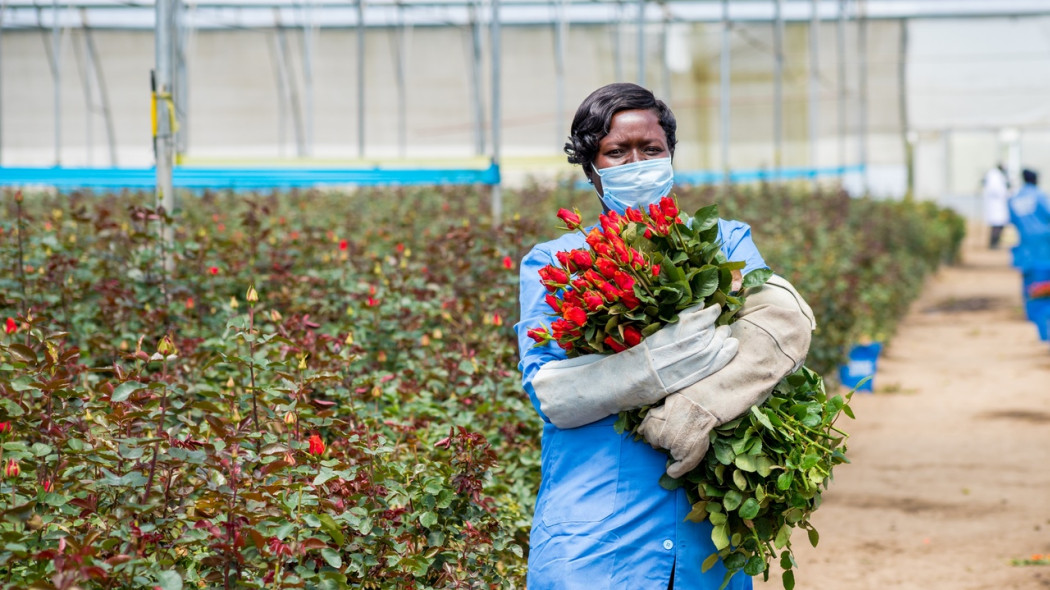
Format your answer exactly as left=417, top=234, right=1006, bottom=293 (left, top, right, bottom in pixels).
left=758, top=235, right=1050, bottom=590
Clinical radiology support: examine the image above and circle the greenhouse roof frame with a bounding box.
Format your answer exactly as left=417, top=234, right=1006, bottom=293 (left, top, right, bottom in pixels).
left=3, top=0, right=1050, bottom=30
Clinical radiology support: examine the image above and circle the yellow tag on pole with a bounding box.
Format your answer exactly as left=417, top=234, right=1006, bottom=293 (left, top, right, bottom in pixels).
left=151, top=91, right=158, bottom=137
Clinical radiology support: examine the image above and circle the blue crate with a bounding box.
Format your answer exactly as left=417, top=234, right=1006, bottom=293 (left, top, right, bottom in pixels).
left=839, top=342, right=883, bottom=393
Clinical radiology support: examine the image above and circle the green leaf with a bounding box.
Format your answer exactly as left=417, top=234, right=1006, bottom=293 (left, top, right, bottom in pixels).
left=691, top=204, right=720, bottom=232
left=321, top=547, right=343, bottom=568
left=318, top=513, right=345, bottom=546
left=743, top=555, right=767, bottom=576
left=658, top=473, right=683, bottom=490
left=711, top=524, right=730, bottom=550
left=741, top=268, right=773, bottom=290
left=783, top=570, right=796, bottom=590
left=419, top=511, right=439, bottom=528
left=701, top=552, right=720, bottom=573
left=733, top=454, right=757, bottom=473
left=685, top=501, right=709, bottom=523
left=732, top=469, right=748, bottom=490
left=110, top=382, right=141, bottom=402
left=807, top=527, right=820, bottom=547
left=750, top=406, right=776, bottom=431
left=722, top=490, right=743, bottom=511
left=774, top=524, right=792, bottom=549
left=777, top=471, right=794, bottom=490
left=155, top=571, right=183, bottom=590
left=739, top=498, right=761, bottom=520
left=6, top=344, right=36, bottom=364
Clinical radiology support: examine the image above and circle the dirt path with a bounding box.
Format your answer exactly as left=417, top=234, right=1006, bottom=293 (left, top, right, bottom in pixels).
left=758, top=238, right=1050, bottom=590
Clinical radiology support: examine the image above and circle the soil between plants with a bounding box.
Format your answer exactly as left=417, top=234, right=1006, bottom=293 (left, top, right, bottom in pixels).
left=757, top=237, right=1050, bottom=590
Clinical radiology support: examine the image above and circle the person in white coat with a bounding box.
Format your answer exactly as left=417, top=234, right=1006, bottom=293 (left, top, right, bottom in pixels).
left=983, top=163, right=1011, bottom=249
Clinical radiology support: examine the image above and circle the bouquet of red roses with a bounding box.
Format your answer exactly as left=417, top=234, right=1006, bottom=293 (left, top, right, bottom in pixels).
left=528, top=197, right=853, bottom=590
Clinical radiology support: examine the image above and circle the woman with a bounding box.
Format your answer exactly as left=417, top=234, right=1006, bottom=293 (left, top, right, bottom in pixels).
left=515, top=83, right=816, bottom=589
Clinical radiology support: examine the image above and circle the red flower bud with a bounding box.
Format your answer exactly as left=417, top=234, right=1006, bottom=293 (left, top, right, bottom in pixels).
left=596, top=258, right=619, bottom=279
left=620, top=290, right=641, bottom=310
left=307, top=434, right=325, bottom=456
left=613, top=271, right=635, bottom=292
left=562, top=289, right=582, bottom=307
left=527, top=327, right=551, bottom=344
left=652, top=265, right=661, bottom=277
left=502, top=255, right=514, bottom=270
left=564, top=305, right=588, bottom=327
left=556, top=251, right=572, bottom=269
left=570, top=250, right=593, bottom=270
left=538, top=265, right=570, bottom=287
left=544, top=293, right=563, bottom=312
left=4, top=318, right=15, bottom=335
left=599, top=282, right=620, bottom=302
left=4, top=459, right=18, bottom=478
left=0, top=422, right=10, bottom=434
left=583, top=269, right=605, bottom=287
left=339, top=239, right=349, bottom=251
left=625, top=207, right=645, bottom=223
left=623, top=325, right=643, bottom=348
left=659, top=196, right=679, bottom=219
left=557, top=208, right=583, bottom=229
left=583, top=292, right=604, bottom=312
left=604, top=336, right=627, bottom=353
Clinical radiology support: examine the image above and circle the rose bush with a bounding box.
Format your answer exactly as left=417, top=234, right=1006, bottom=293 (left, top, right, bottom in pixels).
left=0, top=182, right=964, bottom=588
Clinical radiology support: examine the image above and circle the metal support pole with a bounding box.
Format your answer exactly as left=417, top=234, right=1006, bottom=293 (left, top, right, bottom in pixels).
left=155, top=0, right=175, bottom=256
left=394, top=1, right=409, bottom=158
left=469, top=0, right=485, bottom=156
left=73, top=29, right=94, bottom=165
left=899, top=18, right=913, bottom=197
left=52, top=0, right=62, bottom=166
left=808, top=0, right=820, bottom=189
left=720, top=0, right=730, bottom=189
left=0, top=3, right=4, bottom=164
left=269, top=25, right=290, bottom=156
left=554, top=0, right=566, bottom=150
left=490, top=0, right=502, bottom=225
left=773, top=0, right=783, bottom=180
left=614, top=0, right=624, bottom=82
left=81, top=9, right=117, bottom=165
left=356, top=0, right=366, bottom=158
left=301, top=0, right=315, bottom=156
left=660, top=7, right=670, bottom=103
left=857, top=0, right=869, bottom=194
left=174, top=0, right=188, bottom=162
left=636, top=0, right=645, bottom=86
left=837, top=0, right=847, bottom=174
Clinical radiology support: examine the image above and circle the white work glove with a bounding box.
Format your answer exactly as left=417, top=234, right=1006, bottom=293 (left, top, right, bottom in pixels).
left=531, top=304, right=739, bottom=429
left=637, top=274, right=816, bottom=478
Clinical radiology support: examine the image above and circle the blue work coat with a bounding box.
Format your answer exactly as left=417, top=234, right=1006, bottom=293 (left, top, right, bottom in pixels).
left=515, top=219, right=766, bottom=590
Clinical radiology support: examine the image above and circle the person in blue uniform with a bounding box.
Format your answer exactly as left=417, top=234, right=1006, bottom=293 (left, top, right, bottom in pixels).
left=514, top=82, right=816, bottom=589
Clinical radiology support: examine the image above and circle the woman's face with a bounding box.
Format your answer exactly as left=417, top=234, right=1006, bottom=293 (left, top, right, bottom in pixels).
left=590, top=108, right=670, bottom=197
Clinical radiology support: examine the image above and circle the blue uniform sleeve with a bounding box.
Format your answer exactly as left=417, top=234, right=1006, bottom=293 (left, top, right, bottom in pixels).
left=718, top=218, right=768, bottom=274
left=514, top=244, right=568, bottom=423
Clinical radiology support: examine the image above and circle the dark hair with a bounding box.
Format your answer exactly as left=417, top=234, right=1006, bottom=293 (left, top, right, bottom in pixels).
left=564, top=83, right=677, bottom=174
left=1023, top=168, right=1038, bottom=185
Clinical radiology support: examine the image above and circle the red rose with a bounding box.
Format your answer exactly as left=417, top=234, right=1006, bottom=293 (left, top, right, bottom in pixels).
left=613, top=271, right=635, bottom=292
left=564, top=305, right=588, bottom=327
left=604, top=336, right=627, bottom=353
left=596, top=258, right=619, bottom=279
left=625, top=207, right=645, bottom=223
left=623, top=325, right=643, bottom=347
left=659, top=196, right=679, bottom=219
left=527, top=327, right=551, bottom=343
left=556, top=251, right=572, bottom=269
left=583, top=292, right=604, bottom=312
left=545, top=293, right=563, bottom=312
left=652, top=265, right=661, bottom=277
left=502, top=255, right=514, bottom=270
left=557, top=208, right=583, bottom=229
left=620, top=290, right=641, bottom=309
left=599, top=281, right=620, bottom=302
left=4, top=458, right=18, bottom=477
left=307, top=434, right=325, bottom=456
left=538, top=265, right=569, bottom=286
left=570, top=250, right=593, bottom=270
left=4, top=318, right=15, bottom=335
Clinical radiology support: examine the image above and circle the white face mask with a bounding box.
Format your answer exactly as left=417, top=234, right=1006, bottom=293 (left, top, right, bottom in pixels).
left=592, top=157, right=675, bottom=215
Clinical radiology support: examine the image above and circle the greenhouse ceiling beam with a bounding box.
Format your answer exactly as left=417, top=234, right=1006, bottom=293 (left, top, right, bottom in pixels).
left=6, top=0, right=1050, bottom=30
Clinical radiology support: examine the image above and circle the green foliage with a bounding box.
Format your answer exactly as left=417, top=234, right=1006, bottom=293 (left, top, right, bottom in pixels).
left=0, top=181, right=963, bottom=587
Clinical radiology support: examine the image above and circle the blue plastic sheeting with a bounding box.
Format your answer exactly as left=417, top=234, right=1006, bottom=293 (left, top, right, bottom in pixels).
left=675, top=164, right=865, bottom=185
left=0, top=163, right=501, bottom=189
left=574, top=164, right=865, bottom=190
